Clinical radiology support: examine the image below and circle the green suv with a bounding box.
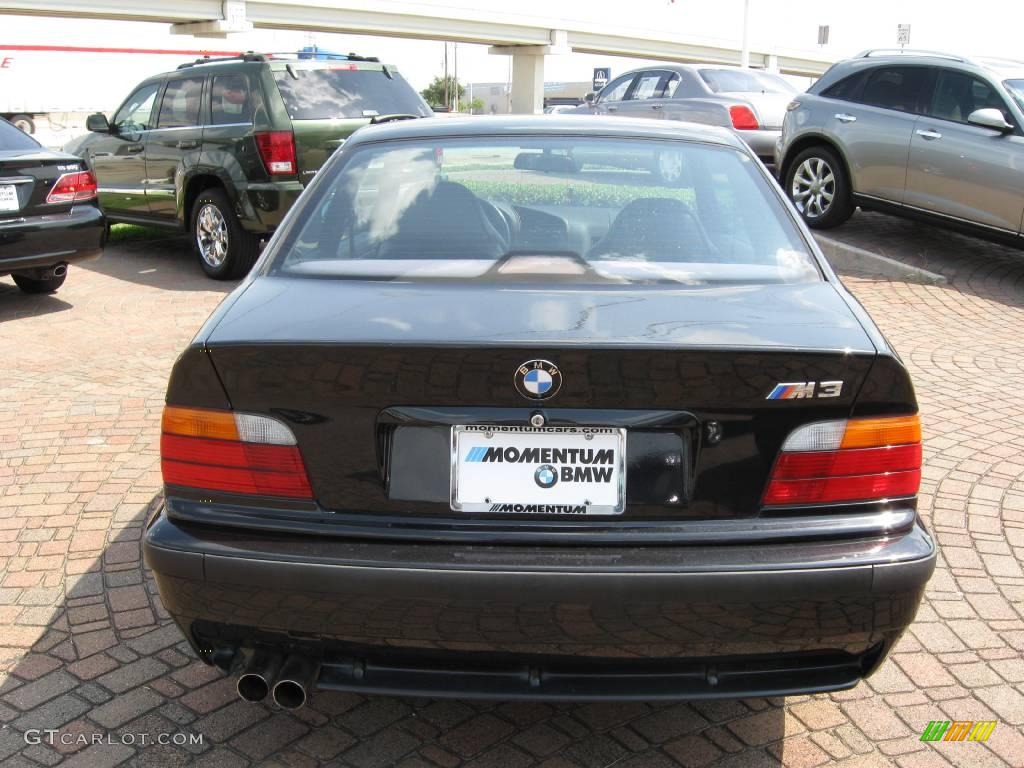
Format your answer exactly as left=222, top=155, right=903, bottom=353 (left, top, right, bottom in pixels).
left=64, top=52, right=431, bottom=278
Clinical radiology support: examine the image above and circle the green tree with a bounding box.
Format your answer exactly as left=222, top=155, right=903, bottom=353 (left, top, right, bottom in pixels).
left=420, top=75, right=465, bottom=110
left=459, top=97, right=484, bottom=114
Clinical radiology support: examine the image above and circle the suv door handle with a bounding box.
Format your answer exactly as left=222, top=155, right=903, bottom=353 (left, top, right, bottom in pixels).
left=915, top=128, right=942, bottom=140
left=607, top=105, right=618, bottom=112
left=176, top=140, right=200, bottom=149
left=126, top=144, right=144, bottom=154
left=835, top=113, right=857, bottom=123
left=651, top=104, right=663, bottom=110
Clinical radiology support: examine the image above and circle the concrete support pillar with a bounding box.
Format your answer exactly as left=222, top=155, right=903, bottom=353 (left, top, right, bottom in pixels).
left=510, top=51, right=545, bottom=114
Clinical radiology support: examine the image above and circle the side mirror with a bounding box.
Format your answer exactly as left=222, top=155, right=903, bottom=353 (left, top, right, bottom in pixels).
left=584, top=92, right=597, bottom=105
left=966, top=108, right=1013, bottom=133
left=86, top=113, right=111, bottom=133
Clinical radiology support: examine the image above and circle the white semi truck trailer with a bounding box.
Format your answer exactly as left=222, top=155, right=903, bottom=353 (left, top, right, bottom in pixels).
left=0, top=44, right=239, bottom=133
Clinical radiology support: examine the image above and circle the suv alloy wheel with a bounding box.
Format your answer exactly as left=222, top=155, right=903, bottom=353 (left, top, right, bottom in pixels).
left=191, top=189, right=261, bottom=280
left=784, top=146, right=854, bottom=229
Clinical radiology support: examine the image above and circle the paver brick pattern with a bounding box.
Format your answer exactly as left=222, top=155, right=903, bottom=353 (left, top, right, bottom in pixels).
left=0, top=215, right=1022, bottom=767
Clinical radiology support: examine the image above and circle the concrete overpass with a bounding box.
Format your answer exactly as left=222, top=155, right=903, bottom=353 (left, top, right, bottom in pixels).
left=0, top=0, right=834, bottom=112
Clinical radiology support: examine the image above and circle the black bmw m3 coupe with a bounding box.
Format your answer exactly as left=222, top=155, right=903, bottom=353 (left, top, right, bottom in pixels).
left=144, top=115, right=935, bottom=707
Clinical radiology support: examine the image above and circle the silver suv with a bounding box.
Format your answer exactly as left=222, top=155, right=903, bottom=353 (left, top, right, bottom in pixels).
left=777, top=50, right=1024, bottom=241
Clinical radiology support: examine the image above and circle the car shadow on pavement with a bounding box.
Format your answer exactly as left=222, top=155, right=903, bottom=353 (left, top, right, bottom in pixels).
left=833, top=210, right=1024, bottom=311
left=76, top=235, right=240, bottom=293
left=0, top=492, right=794, bottom=767
left=0, top=282, right=73, bottom=322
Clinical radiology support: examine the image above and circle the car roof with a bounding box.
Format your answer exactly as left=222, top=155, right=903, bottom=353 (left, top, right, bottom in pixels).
left=824, top=51, right=1024, bottom=83
left=346, top=114, right=745, bottom=149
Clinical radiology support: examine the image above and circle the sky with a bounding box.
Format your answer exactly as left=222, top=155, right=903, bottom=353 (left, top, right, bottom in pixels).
left=2, top=0, right=1021, bottom=91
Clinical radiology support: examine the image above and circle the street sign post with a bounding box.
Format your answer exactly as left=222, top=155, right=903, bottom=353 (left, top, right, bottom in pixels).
left=897, top=23, right=911, bottom=48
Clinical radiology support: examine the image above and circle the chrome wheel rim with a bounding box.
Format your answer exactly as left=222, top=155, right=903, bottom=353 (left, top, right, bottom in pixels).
left=657, top=151, right=684, bottom=183
left=791, top=157, right=835, bottom=219
left=12, top=118, right=32, bottom=133
left=196, top=204, right=229, bottom=268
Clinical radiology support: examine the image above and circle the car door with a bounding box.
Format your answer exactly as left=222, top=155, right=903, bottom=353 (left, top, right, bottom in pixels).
left=904, top=69, right=1024, bottom=233
left=616, top=70, right=669, bottom=118
left=145, top=75, right=206, bottom=219
left=822, top=66, right=934, bottom=203
left=590, top=73, right=637, bottom=116
left=88, top=82, right=160, bottom=216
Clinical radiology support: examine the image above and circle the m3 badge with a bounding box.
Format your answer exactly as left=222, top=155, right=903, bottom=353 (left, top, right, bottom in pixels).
left=767, top=381, right=843, bottom=399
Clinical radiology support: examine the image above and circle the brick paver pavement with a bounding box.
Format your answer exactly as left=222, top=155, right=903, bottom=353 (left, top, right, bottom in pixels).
left=1, top=213, right=1022, bottom=767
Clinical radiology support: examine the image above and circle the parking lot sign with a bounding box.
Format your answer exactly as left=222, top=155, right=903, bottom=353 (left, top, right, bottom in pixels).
left=592, top=67, right=610, bottom=92
left=897, top=23, right=911, bottom=47
left=817, top=25, right=830, bottom=46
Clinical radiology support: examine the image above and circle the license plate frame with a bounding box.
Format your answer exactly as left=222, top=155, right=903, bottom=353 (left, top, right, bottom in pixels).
left=451, top=424, right=626, bottom=515
left=0, top=185, right=20, bottom=213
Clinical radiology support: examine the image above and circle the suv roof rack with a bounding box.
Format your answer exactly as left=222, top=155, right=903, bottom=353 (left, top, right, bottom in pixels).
left=261, top=50, right=381, bottom=63
left=854, top=49, right=976, bottom=65
left=177, top=51, right=267, bottom=69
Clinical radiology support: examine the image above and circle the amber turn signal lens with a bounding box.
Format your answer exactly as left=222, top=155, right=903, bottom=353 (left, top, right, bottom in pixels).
left=161, top=406, right=240, bottom=442
left=840, top=415, right=921, bottom=450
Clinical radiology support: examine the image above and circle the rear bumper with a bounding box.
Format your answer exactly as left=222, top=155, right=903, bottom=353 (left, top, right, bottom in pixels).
left=144, top=508, right=935, bottom=699
left=0, top=204, right=104, bottom=275
left=235, top=180, right=304, bottom=233
left=738, top=128, right=781, bottom=165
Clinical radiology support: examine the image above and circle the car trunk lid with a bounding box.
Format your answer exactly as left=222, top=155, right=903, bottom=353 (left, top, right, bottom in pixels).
left=199, top=277, right=876, bottom=521
left=0, top=149, right=85, bottom=220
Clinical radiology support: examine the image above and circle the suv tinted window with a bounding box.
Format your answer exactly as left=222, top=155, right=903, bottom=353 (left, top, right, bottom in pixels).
left=859, top=67, right=932, bottom=113
left=273, top=67, right=430, bottom=120
left=822, top=71, right=867, bottom=101
left=929, top=70, right=1013, bottom=124
left=598, top=74, right=634, bottom=103
left=211, top=74, right=252, bottom=125
left=0, top=118, right=41, bottom=150
left=157, top=77, right=205, bottom=128
left=113, top=84, right=159, bottom=133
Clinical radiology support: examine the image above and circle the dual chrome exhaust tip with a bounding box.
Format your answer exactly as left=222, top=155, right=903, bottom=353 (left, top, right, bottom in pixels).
left=236, top=650, right=319, bottom=709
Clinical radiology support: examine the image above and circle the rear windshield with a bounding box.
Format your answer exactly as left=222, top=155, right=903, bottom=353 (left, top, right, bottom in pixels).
left=270, top=137, right=819, bottom=285
left=0, top=118, right=42, bottom=150
left=273, top=66, right=431, bottom=120
left=699, top=69, right=796, bottom=94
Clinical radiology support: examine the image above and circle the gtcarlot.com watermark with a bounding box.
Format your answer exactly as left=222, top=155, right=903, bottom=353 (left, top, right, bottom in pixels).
left=24, top=729, right=203, bottom=748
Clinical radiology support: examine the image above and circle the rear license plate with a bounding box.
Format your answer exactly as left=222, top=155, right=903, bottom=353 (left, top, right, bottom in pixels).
left=451, top=425, right=626, bottom=515
left=0, top=185, right=19, bottom=212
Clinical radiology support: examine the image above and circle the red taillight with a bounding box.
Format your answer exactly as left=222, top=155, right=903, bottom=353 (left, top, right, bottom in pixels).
left=47, top=170, right=97, bottom=204
left=160, top=406, right=313, bottom=500
left=728, top=105, right=759, bottom=130
left=254, top=130, right=297, bottom=175
left=763, top=415, right=922, bottom=507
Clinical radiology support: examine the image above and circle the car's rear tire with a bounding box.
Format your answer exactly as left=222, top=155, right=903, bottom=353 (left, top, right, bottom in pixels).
left=191, top=188, right=261, bottom=280
left=13, top=271, right=66, bottom=294
left=784, top=146, right=853, bottom=229
left=9, top=114, right=35, bottom=134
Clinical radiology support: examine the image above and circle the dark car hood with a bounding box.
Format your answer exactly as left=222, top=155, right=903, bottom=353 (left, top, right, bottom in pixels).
left=204, top=277, right=875, bottom=353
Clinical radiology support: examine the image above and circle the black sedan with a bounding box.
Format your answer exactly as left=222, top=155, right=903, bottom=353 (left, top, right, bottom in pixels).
left=0, top=118, right=104, bottom=294
left=144, top=115, right=934, bottom=706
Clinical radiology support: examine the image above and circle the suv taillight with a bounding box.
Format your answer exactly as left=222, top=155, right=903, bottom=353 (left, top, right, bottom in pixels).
left=47, top=170, right=97, bottom=204
left=161, top=406, right=313, bottom=499
left=728, top=105, right=760, bottom=130
left=763, top=415, right=922, bottom=506
left=254, top=130, right=297, bottom=175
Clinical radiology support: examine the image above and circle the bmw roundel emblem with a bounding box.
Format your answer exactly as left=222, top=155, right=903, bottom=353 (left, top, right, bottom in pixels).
left=515, top=360, right=562, bottom=401
left=534, top=464, right=558, bottom=488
